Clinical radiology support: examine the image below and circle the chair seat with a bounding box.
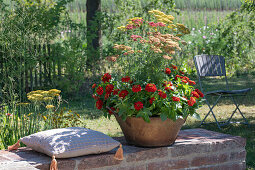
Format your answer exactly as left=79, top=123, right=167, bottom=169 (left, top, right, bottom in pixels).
left=205, top=88, right=252, bottom=96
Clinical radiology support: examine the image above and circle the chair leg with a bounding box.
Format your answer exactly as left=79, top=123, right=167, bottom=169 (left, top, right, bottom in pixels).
left=220, top=96, right=249, bottom=127
left=231, top=97, right=249, bottom=125
left=200, top=95, right=222, bottom=129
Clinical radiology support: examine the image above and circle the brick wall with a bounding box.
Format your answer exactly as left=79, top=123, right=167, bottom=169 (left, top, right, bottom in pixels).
left=0, top=128, right=246, bottom=170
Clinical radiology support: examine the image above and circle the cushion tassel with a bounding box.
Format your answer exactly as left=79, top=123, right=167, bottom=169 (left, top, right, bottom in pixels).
left=114, top=144, right=123, bottom=160
left=50, top=155, right=58, bottom=170
left=8, top=140, right=20, bottom=151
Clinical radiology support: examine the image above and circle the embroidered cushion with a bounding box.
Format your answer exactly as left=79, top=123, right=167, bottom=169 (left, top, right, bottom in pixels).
left=20, top=127, right=120, bottom=158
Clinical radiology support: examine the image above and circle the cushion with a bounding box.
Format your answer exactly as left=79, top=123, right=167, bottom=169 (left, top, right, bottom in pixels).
left=20, top=127, right=120, bottom=158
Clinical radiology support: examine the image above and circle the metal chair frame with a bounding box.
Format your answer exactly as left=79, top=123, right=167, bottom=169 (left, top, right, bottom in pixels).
left=193, top=55, right=252, bottom=129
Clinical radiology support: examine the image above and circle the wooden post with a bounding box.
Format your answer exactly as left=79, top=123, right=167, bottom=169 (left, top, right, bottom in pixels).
left=43, top=44, right=48, bottom=85
left=39, top=44, right=42, bottom=87
left=47, top=44, right=52, bottom=85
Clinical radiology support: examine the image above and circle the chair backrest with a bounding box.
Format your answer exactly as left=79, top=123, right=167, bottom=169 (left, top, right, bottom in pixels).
left=193, top=55, right=226, bottom=77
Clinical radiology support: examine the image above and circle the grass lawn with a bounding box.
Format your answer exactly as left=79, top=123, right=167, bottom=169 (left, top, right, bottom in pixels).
left=68, top=74, right=255, bottom=169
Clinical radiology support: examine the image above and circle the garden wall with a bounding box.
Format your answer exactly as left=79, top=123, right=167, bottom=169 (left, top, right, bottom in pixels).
left=0, top=128, right=246, bottom=170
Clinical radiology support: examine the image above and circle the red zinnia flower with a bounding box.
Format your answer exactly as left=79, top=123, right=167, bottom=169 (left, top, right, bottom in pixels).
left=132, top=85, right=142, bottom=93
left=195, top=89, right=204, bottom=97
left=158, top=91, right=167, bottom=99
left=182, top=76, right=190, bottom=81
left=171, top=64, right=178, bottom=70
left=163, top=81, right=173, bottom=87
left=175, top=75, right=183, bottom=80
left=134, top=101, right=143, bottom=111
left=101, top=73, right=112, bottom=83
left=104, top=93, right=110, bottom=100
left=149, top=97, right=155, bottom=104
left=119, top=90, right=129, bottom=99
left=96, top=86, right=104, bottom=95
left=188, top=80, right=196, bottom=85
left=179, top=70, right=185, bottom=75
left=113, top=89, right=120, bottom=95
left=145, top=83, right=157, bottom=92
left=92, top=84, right=97, bottom=88
left=121, top=76, right=131, bottom=83
left=108, top=107, right=115, bottom=115
left=165, top=86, right=173, bottom=91
left=96, top=100, right=103, bottom=110
left=172, top=96, right=180, bottom=102
left=188, top=97, right=196, bottom=106
left=191, top=91, right=200, bottom=98
left=182, top=79, right=188, bottom=84
left=105, top=84, right=114, bottom=94
left=165, top=68, right=171, bottom=75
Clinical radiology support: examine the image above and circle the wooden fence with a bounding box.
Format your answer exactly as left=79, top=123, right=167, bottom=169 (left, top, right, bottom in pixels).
left=0, top=44, right=64, bottom=97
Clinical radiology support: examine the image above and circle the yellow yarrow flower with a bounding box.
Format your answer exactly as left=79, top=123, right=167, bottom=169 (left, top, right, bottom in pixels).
left=46, top=105, right=55, bottom=109
left=43, top=97, right=54, bottom=101
left=128, top=17, right=142, bottom=21
left=43, top=116, right=47, bottom=120
left=117, top=26, right=126, bottom=31
left=49, top=89, right=61, bottom=94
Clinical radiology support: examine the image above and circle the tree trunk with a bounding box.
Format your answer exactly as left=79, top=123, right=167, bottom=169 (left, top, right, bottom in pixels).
left=86, top=0, right=102, bottom=69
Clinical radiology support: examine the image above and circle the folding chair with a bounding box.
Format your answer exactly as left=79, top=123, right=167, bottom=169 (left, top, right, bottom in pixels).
left=193, top=55, right=252, bottom=129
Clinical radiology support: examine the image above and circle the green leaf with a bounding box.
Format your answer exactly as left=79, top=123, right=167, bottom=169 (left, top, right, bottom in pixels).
left=160, top=113, right=167, bottom=121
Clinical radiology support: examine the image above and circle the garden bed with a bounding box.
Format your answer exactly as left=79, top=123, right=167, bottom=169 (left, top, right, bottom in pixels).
left=0, top=128, right=246, bottom=170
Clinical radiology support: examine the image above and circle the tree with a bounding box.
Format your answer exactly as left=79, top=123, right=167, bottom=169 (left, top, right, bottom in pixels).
left=86, top=0, right=101, bottom=69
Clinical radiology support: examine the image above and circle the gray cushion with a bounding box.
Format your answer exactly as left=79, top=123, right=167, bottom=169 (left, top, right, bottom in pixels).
left=20, top=127, right=120, bottom=158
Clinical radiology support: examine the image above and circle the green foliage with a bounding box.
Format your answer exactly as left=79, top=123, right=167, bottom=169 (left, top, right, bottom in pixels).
left=214, top=9, right=255, bottom=74
left=174, top=0, right=241, bottom=10
left=0, top=89, right=83, bottom=149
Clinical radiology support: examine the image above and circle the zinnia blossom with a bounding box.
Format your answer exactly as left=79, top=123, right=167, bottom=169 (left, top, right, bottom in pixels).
left=158, top=91, right=167, bottom=99
left=106, top=84, right=114, bottom=94
left=113, top=89, right=120, bottom=95
left=165, top=68, right=171, bottom=75
left=188, top=80, right=196, bottom=85
left=179, top=70, right=185, bottom=75
left=172, top=96, right=180, bottom=102
left=101, top=73, right=112, bottom=83
left=165, top=86, right=173, bottom=91
left=195, top=89, right=204, bottom=97
left=145, top=83, right=157, bottom=92
left=121, top=76, right=131, bottom=83
left=182, top=79, right=188, bottom=84
left=119, top=90, right=129, bottom=99
left=92, top=84, right=97, bottom=88
left=188, top=97, right=196, bottom=106
left=134, top=101, right=143, bottom=111
left=191, top=91, right=200, bottom=98
left=96, top=86, right=104, bottom=95
left=104, top=93, right=110, bottom=100
left=132, top=85, right=142, bottom=93
left=175, top=75, right=183, bottom=80
left=96, top=100, right=103, bottom=110
left=149, top=97, right=155, bottom=104
left=171, top=64, right=178, bottom=70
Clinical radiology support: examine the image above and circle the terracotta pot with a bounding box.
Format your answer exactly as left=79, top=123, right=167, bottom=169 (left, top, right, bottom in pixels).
left=114, top=114, right=185, bottom=147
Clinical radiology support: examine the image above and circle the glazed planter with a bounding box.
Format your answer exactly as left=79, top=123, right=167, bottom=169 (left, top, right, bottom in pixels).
left=114, top=113, right=185, bottom=147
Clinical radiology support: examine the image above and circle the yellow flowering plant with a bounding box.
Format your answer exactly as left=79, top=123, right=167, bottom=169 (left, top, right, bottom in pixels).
left=27, top=89, right=82, bottom=128
left=108, top=10, right=190, bottom=84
